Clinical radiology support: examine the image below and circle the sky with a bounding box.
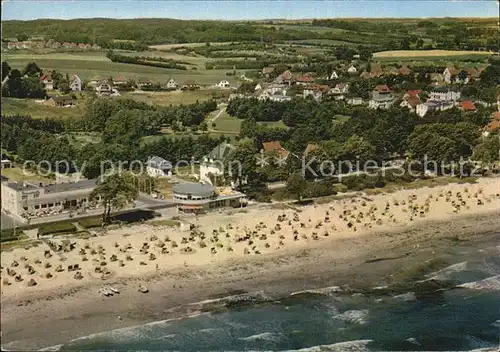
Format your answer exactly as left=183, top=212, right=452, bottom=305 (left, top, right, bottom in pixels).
left=1, top=0, right=498, bottom=21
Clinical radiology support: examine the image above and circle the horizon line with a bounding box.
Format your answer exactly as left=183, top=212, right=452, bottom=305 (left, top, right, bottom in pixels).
left=3, top=15, right=498, bottom=22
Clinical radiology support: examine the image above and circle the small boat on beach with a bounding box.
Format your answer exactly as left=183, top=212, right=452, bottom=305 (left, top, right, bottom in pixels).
left=138, top=284, right=149, bottom=293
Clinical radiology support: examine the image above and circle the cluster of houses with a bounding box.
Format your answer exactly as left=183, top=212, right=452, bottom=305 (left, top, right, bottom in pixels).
left=229, top=63, right=492, bottom=118
left=3, top=40, right=101, bottom=51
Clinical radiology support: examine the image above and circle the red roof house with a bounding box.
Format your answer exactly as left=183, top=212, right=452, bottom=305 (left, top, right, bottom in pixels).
left=460, top=100, right=476, bottom=112
left=262, top=141, right=289, bottom=159
left=374, top=84, right=391, bottom=93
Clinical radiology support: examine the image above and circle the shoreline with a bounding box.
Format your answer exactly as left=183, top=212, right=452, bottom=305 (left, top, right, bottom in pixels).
left=1, top=178, right=499, bottom=350
left=1, top=212, right=499, bottom=350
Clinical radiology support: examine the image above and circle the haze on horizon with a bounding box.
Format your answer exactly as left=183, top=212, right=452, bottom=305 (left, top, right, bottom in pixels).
left=1, top=0, right=498, bottom=21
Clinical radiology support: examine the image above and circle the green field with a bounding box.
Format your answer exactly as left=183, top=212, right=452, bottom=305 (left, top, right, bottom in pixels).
left=211, top=110, right=242, bottom=134
left=1, top=97, right=84, bottom=119
left=2, top=52, right=239, bottom=85
left=122, top=89, right=231, bottom=106
left=1, top=166, right=53, bottom=184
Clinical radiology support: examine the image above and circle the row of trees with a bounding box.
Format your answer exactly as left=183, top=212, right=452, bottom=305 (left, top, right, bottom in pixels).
left=106, top=51, right=188, bottom=70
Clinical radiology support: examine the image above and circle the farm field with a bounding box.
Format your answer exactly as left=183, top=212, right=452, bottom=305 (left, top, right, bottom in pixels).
left=1, top=98, right=84, bottom=119
left=373, top=50, right=495, bottom=58
left=2, top=52, right=237, bottom=85
left=121, top=89, right=232, bottom=106
left=148, top=42, right=234, bottom=50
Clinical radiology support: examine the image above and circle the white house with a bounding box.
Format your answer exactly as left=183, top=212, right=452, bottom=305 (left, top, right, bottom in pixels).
left=443, top=67, right=458, bottom=84
left=254, top=83, right=263, bottom=91
left=69, top=75, right=82, bottom=91
left=40, top=74, right=54, bottom=90
left=347, top=65, right=357, bottom=74
left=368, top=85, right=395, bottom=109
left=330, top=83, right=349, bottom=95
left=430, top=86, right=461, bottom=101
left=146, top=156, right=172, bottom=177
left=303, top=85, right=329, bottom=102
left=347, top=97, right=363, bottom=106
left=166, top=78, right=178, bottom=90
left=416, top=101, right=454, bottom=117
left=199, top=143, right=235, bottom=186
left=216, top=80, right=231, bottom=88
left=96, top=80, right=112, bottom=96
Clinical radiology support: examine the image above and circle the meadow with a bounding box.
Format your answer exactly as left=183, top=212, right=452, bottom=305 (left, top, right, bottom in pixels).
left=2, top=51, right=236, bottom=85
left=1, top=98, right=85, bottom=119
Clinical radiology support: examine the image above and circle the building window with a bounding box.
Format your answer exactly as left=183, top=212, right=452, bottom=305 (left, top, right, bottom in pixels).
left=34, top=193, right=39, bottom=199
left=41, top=204, right=47, bottom=209
left=48, top=203, right=54, bottom=207
left=35, top=205, right=40, bottom=210
left=22, top=195, right=28, bottom=200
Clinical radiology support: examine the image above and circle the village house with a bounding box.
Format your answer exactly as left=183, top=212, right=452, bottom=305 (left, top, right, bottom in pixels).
left=347, top=97, right=363, bottom=106
left=369, top=84, right=395, bottom=109
left=329, top=83, right=349, bottom=100
left=399, top=66, right=411, bottom=75
left=275, top=70, right=293, bottom=85
left=166, top=78, right=178, bottom=90
left=44, top=96, right=76, bottom=107
left=1, top=157, right=13, bottom=169
left=303, top=84, right=329, bottom=102
left=199, top=143, right=235, bottom=186
left=482, top=112, right=500, bottom=137
left=146, top=156, right=173, bottom=178
left=113, top=75, right=127, bottom=87
left=430, top=86, right=461, bottom=101
left=254, top=83, right=263, bottom=91
left=40, top=74, right=54, bottom=90
left=443, top=67, right=458, bottom=84
left=459, top=100, right=477, bottom=112
left=262, top=141, right=290, bottom=160
left=295, top=74, right=315, bottom=86
left=181, top=81, right=201, bottom=91
left=347, top=65, right=358, bottom=74
left=137, top=78, right=154, bottom=89
left=416, top=100, right=454, bottom=117
left=69, top=75, right=82, bottom=91
left=87, top=76, right=102, bottom=88
left=400, top=90, right=422, bottom=112
left=216, top=80, right=231, bottom=88
left=96, top=79, right=113, bottom=96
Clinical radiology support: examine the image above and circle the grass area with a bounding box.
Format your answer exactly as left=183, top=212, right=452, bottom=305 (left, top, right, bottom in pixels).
left=3, top=52, right=235, bottom=85
left=284, top=39, right=359, bottom=46
left=1, top=166, right=54, bottom=184
left=148, top=219, right=181, bottom=227
left=373, top=49, right=495, bottom=58
left=1, top=97, right=84, bottom=119
left=154, top=178, right=174, bottom=198
left=211, top=110, right=242, bottom=134
left=122, top=89, right=231, bottom=106
left=78, top=217, right=104, bottom=229
left=38, top=221, right=77, bottom=236
left=258, top=120, right=289, bottom=129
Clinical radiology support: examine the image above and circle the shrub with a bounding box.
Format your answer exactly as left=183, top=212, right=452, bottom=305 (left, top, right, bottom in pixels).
left=0, top=229, right=25, bottom=243
left=78, top=217, right=103, bottom=229
left=38, top=222, right=77, bottom=236
left=333, top=184, right=349, bottom=193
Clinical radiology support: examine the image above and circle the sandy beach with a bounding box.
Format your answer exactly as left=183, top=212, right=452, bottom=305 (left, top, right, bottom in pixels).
left=1, top=177, right=499, bottom=350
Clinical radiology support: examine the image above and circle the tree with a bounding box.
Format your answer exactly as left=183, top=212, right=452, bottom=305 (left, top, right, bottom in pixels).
left=22, top=62, right=42, bottom=77
left=2, top=61, right=11, bottom=81
left=473, top=134, right=500, bottom=167
left=59, top=81, right=71, bottom=94
left=90, top=172, right=138, bottom=223
left=17, top=34, right=28, bottom=42
left=286, top=171, right=306, bottom=202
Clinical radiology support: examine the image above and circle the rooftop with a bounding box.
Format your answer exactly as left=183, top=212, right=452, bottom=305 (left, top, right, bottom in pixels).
left=147, top=156, right=172, bottom=169
left=172, top=182, right=215, bottom=196
left=43, top=179, right=97, bottom=193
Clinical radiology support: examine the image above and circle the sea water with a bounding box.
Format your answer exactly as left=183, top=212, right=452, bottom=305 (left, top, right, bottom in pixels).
left=51, top=252, right=500, bottom=351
